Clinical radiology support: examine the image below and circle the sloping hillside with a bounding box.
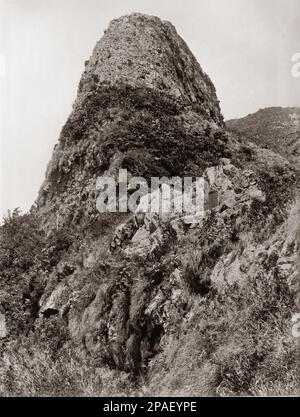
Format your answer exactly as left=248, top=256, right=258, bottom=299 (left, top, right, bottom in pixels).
left=227, top=107, right=300, bottom=169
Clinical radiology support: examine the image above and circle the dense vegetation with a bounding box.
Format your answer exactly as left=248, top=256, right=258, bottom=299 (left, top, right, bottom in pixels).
left=0, top=197, right=298, bottom=396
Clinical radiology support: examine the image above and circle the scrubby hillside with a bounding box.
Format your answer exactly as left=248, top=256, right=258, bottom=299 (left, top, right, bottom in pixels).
left=227, top=107, right=300, bottom=170
left=0, top=14, right=299, bottom=397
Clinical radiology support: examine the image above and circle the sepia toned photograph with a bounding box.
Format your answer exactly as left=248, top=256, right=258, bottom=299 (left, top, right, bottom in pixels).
left=0, top=0, right=299, bottom=402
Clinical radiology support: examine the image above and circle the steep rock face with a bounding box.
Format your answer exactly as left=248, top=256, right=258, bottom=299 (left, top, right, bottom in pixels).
left=80, top=14, right=222, bottom=120
left=1, top=14, right=299, bottom=396
left=227, top=107, right=300, bottom=169
left=37, top=13, right=223, bottom=231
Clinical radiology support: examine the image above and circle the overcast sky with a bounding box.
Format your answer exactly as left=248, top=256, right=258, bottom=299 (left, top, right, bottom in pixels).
left=1, top=0, right=299, bottom=218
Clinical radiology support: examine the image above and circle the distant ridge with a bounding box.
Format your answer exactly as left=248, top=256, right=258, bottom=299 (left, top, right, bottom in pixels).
left=227, top=107, right=300, bottom=169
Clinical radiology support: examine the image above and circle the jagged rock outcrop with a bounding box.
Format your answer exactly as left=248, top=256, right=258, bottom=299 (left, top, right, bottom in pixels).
left=1, top=14, right=299, bottom=396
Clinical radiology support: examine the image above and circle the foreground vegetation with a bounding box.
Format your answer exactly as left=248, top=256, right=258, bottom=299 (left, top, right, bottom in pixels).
left=0, top=200, right=299, bottom=396
left=0, top=246, right=298, bottom=396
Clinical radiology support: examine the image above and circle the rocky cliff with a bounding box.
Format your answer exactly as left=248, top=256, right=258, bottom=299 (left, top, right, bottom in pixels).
left=0, top=14, right=299, bottom=396
left=37, top=13, right=224, bottom=231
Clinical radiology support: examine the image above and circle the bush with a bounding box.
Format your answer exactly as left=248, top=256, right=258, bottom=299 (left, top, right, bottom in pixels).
left=0, top=340, right=135, bottom=397
left=0, top=209, right=45, bottom=279
left=182, top=250, right=211, bottom=295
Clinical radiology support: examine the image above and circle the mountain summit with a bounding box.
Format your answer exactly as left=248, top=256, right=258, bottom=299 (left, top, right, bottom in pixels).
left=80, top=13, right=223, bottom=124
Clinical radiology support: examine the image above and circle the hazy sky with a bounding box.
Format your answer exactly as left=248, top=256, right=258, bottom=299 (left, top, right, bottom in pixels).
left=1, top=0, right=299, bottom=218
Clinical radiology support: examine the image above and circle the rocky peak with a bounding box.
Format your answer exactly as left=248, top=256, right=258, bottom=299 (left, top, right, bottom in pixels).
left=37, top=14, right=225, bottom=230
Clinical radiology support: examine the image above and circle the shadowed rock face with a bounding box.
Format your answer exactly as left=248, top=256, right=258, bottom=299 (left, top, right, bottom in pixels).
left=1, top=14, right=299, bottom=396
